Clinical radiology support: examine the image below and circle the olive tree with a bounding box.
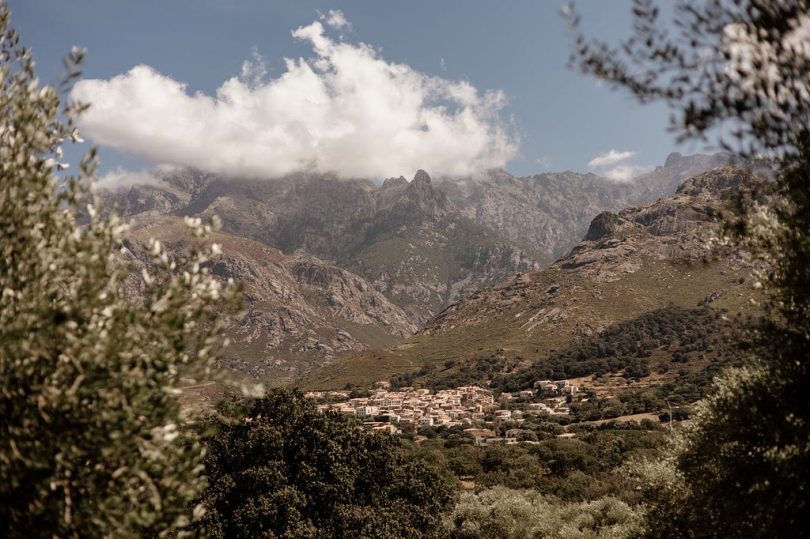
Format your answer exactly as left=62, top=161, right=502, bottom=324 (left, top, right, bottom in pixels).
left=568, top=0, right=810, bottom=535
left=0, top=6, right=240, bottom=536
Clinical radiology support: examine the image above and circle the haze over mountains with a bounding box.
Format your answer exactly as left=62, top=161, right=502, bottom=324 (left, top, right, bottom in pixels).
left=106, top=152, right=738, bottom=383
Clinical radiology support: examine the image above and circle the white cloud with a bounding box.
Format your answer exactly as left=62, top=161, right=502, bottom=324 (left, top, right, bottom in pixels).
left=71, top=17, right=516, bottom=180
left=587, top=149, right=650, bottom=182
left=318, top=9, right=352, bottom=33
left=97, top=167, right=164, bottom=190
left=439, top=57, right=447, bottom=72
left=587, top=149, right=635, bottom=168
left=602, top=164, right=648, bottom=182
left=239, top=47, right=269, bottom=89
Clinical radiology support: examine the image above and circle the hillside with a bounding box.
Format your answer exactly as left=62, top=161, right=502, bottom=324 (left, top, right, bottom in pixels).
left=299, top=166, right=769, bottom=389
left=121, top=217, right=416, bottom=384
left=106, top=153, right=732, bottom=325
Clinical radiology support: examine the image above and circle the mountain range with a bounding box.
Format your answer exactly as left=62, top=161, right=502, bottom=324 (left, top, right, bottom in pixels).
left=107, top=152, right=742, bottom=384
left=301, top=165, right=769, bottom=389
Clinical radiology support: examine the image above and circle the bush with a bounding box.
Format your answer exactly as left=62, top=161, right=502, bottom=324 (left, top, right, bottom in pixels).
left=443, top=486, right=642, bottom=539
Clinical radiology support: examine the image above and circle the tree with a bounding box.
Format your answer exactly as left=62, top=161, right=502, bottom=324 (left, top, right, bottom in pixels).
left=195, top=389, right=456, bottom=538
left=569, top=0, right=810, bottom=535
left=0, top=6, right=239, bottom=536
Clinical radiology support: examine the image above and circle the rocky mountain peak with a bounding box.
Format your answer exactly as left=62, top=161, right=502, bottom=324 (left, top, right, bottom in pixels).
left=664, top=152, right=684, bottom=167
left=675, top=166, right=756, bottom=198
left=397, top=169, right=450, bottom=216
left=412, top=169, right=431, bottom=185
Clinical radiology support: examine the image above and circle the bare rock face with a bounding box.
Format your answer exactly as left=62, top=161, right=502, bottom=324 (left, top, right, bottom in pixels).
left=418, top=165, right=765, bottom=341
left=435, top=152, right=732, bottom=260
left=106, top=154, right=753, bottom=387
left=560, top=166, right=765, bottom=283
left=266, top=164, right=762, bottom=389
left=676, top=166, right=753, bottom=198
left=584, top=211, right=622, bottom=241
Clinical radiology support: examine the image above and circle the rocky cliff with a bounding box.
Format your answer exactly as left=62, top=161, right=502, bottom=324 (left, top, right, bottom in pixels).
left=435, top=152, right=732, bottom=260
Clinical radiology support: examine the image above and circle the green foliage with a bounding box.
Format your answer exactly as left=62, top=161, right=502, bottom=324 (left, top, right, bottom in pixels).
left=0, top=8, right=239, bottom=536
left=494, top=306, right=735, bottom=391
left=196, top=389, right=456, bottom=538
left=394, top=305, right=742, bottom=396
left=404, top=422, right=666, bottom=503
left=625, top=364, right=809, bottom=537
left=443, top=486, right=643, bottom=539
left=571, top=0, right=810, bottom=535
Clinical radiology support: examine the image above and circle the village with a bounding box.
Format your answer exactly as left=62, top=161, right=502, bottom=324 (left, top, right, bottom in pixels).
left=307, top=379, right=581, bottom=444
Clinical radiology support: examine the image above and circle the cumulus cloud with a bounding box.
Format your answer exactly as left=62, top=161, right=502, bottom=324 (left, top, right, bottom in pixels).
left=587, top=149, right=649, bottom=182
left=587, top=149, right=635, bottom=168
left=318, top=9, right=352, bottom=33
left=71, top=16, right=517, bottom=179
left=239, top=47, right=269, bottom=88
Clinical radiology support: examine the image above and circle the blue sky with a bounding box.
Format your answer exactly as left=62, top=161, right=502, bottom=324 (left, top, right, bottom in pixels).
left=10, top=0, right=712, bottom=180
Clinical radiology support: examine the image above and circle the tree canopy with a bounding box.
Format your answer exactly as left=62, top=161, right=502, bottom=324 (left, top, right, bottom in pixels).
left=196, top=389, right=457, bottom=538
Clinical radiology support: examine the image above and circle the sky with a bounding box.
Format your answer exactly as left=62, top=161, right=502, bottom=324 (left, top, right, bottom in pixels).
left=10, top=0, right=714, bottom=182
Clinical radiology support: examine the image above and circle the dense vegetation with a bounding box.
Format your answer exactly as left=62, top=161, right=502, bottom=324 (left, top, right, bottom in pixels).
left=443, top=486, right=642, bottom=539
left=493, top=306, right=740, bottom=390
left=196, top=390, right=456, bottom=538
left=407, top=420, right=665, bottom=503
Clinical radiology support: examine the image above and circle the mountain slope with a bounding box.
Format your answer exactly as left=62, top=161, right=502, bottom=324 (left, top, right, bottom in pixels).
left=299, top=166, right=768, bottom=389
left=107, top=169, right=540, bottom=323
left=122, top=216, right=416, bottom=384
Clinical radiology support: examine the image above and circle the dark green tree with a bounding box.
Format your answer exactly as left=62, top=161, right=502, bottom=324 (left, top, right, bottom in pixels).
left=196, top=389, right=456, bottom=538
left=569, top=1, right=810, bottom=536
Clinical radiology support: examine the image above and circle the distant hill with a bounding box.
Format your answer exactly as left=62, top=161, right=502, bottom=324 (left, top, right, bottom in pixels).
left=108, top=169, right=540, bottom=325
left=299, top=166, right=770, bottom=390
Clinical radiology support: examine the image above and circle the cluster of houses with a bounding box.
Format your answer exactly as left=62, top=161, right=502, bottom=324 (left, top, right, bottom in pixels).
left=307, top=379, right=580, bottom=442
